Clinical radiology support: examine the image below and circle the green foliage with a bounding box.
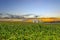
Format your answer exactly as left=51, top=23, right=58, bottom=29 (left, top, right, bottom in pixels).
left=0, top=22, right=60, bottom=40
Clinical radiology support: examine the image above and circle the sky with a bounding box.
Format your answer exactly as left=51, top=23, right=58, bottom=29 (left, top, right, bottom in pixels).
left=0, top=0, right=60, bottom=17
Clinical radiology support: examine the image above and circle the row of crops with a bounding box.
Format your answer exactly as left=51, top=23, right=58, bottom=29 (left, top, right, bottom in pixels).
left=0, top=22, right=60, bottom=40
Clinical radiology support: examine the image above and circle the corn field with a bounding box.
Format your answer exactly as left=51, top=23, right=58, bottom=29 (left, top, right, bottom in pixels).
left=0, top=22, right=60, bottom=40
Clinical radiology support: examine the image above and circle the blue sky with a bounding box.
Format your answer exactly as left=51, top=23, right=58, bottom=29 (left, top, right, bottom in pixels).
left=0, top=0, right=60, bottom=17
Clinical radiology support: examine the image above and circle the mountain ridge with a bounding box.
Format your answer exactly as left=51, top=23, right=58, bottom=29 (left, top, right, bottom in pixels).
left=0, top=13, right=60, bottom=19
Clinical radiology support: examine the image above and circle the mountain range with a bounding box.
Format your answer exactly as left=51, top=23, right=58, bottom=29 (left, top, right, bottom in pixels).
left=0, top=13, right=60, bottom=22
left=0, top=13, right=60, bottom=19
left=0, top=13, right=24, bottom=19
left=0, top=13, right=40, bottom=19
